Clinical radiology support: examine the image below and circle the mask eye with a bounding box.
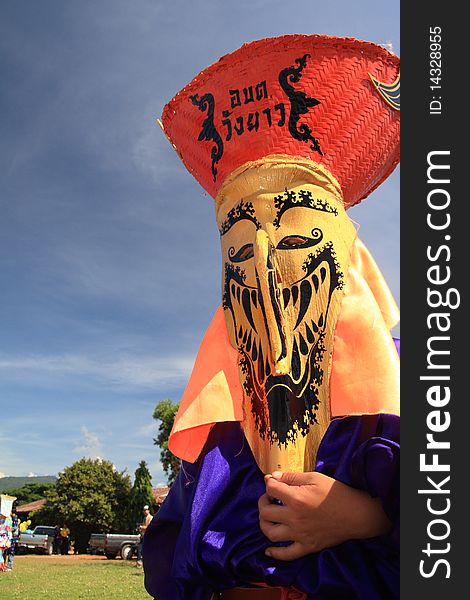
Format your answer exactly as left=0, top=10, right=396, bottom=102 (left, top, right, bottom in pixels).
left=277, top=229, right=323, bottom=250
left=278, top=235, right=309, bottom=249
left=228, top=244, right=254, bottom=263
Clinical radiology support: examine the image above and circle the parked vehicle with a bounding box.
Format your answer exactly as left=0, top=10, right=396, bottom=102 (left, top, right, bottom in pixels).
left=18, top=525, right=56, bottom=555
left=88, top=533, right=141, bottom=560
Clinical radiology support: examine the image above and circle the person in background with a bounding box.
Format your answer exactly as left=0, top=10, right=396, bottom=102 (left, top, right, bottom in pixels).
left=5, top=509, right=19, bottom=571
left=0, top=512, right=12, bottom=572
left=53, top=525, right=61, bottom=554
left=60, top=524, right=70, bottom=555
left=70, top=532, right=77, bottom=555
left=19, top=518, right=31, bottom=533
left=136, top=505, right=153, bottom=568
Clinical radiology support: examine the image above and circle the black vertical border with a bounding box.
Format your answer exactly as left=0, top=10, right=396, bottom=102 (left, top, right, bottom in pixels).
left=401, top=3, right=465, bottom=597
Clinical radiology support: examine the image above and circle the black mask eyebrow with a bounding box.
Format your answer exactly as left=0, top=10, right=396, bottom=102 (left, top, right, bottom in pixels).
left=219, top=200, right=262, bottom=236
left=273, top=189, right=338, bottom=229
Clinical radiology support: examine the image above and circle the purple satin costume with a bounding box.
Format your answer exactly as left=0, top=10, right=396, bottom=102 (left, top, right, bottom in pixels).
left=144, top=415, right=399, bottom=599
left=144, top=342, right=400, bottom=600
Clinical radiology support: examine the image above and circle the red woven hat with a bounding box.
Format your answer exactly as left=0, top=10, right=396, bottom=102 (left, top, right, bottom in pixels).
left=161, top=34, right=400, bottom=207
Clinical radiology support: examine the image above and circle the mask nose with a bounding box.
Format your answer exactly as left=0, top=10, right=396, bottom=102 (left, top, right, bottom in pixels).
left=253, top=229, right=289, bottom=375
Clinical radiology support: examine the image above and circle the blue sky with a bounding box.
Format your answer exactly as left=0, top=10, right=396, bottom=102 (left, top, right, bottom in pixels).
left=0, top=0, right=399, bottom=484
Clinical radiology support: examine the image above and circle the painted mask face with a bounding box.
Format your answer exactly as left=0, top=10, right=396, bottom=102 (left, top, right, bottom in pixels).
left=217, top=160, right=357, bottom=472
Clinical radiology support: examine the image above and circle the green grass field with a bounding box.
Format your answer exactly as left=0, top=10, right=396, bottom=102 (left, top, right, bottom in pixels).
left=0, top=555, right=153, bottom=599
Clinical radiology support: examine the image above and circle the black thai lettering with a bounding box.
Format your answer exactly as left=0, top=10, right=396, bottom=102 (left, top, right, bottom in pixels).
left=256, top=80, right=268, bottom=100
left=222, top=111, right=233, bottom=141
left=229, top=89, right=241, bottom=109
left=274, top=103, right=286, bottom=127
left=247, top=112, right=259, bottom=132
left=234, top=116, right=244, bottom=135
left=262, top=107, right=272, bottom=127
left=243, top=86, right=254, bottom=104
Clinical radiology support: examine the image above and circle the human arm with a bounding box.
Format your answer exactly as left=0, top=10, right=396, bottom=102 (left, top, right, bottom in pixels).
left=259, top=470, right=392, bottom=561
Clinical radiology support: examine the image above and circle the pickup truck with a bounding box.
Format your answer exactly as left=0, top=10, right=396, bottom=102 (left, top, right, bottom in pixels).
left=18, top=525, right=56, bottom=555
left=88, top=533, right=141, bottom=560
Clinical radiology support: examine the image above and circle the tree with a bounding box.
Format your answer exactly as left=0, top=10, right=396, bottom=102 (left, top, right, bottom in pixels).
left=153, top=399, right=180, bottom=485
left=129, top=461, right=154, bottom=531
left=7, top=482, right=56, bottom=505
left=39, top=458, right=132, bottom=553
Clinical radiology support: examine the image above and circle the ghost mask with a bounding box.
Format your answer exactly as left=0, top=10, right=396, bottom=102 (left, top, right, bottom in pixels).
left=217, top=156, right=356, bottom=471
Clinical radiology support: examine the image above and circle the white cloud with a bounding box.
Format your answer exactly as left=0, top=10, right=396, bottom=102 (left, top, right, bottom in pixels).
left=0, top=352, right=194, bottom=390
left=378, top=40, right=394, bottom=53
left=73, top=426, right=103, bottom=459
left=0, top=472, right=5, bottom=479
left=0, top=445, right=55, bottom=479
left=136, top=423, right=157, bottom=437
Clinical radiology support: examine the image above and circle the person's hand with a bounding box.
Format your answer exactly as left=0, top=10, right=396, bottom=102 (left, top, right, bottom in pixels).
left=258, top=471, right=391, bottom=561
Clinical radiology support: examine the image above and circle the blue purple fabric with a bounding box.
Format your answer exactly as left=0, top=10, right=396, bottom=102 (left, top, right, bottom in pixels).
left=144, top=412, right=399, bottom=599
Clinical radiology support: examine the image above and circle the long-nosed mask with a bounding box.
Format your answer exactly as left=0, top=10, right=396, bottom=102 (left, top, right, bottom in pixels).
left=217, top=158, right=356, bottom=471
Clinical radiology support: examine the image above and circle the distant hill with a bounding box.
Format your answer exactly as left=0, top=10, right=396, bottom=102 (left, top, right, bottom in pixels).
left=0, top=476, right=57, bottom=493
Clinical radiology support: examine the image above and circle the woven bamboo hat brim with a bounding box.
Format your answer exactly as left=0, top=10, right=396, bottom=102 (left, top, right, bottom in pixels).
left=161, top=34, right=400, bottom=208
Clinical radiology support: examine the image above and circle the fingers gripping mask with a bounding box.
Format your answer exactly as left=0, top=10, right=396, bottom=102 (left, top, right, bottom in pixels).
left=217, top=157, right=357, bottom=473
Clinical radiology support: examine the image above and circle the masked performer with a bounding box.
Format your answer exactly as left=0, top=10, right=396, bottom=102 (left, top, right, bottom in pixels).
left=144, top=34, right=400, bottom=600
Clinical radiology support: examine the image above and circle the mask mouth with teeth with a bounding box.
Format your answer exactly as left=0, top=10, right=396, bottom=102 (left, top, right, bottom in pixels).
left=224, top=241, right=342, bottom=443
left=217, top=159, right=357, bottom=471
